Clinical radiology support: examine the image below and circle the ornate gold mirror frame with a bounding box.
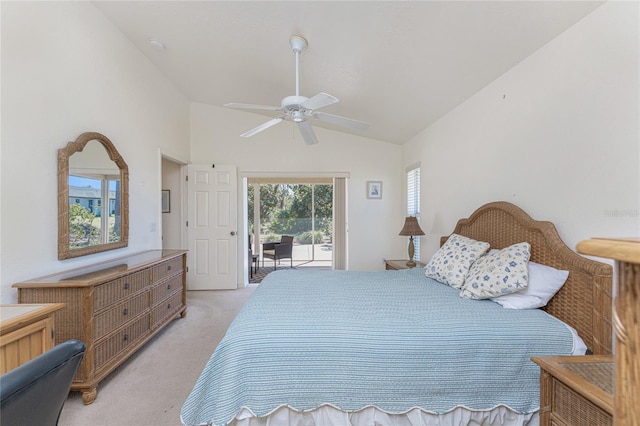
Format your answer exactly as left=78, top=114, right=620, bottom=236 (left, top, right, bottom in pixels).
left=58, top=132, right=129, bottom=260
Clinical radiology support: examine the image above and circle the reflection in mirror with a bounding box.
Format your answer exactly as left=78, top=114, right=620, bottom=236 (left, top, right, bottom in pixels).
left=59, top=133, right=129, bottom=260
left=68, top=141, right=121, bottom=248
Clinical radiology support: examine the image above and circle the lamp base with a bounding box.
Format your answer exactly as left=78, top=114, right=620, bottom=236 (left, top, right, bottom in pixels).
left=406, top=236, right=416, bottom=268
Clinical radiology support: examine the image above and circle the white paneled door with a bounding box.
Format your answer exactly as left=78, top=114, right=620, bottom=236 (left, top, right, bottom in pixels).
left=187, top=164, right=238, bottom=290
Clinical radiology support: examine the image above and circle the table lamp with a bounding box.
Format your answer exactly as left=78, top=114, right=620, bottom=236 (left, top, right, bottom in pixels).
left=399, top=216, right=425, bottom=267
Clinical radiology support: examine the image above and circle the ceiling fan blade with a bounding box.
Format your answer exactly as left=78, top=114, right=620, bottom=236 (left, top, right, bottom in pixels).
left=296, top=120, right=319, bottom=145
left=225, top=102, right=282, bottom=111
left=311, top=111, right=369, bottom=130
left=240, top=117, right=285, bottom=138
left=301, top=92, right=339, bottom=111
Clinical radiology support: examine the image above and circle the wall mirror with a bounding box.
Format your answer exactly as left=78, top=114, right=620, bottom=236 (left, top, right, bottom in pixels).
left=58, top=132, right=129, bottom=260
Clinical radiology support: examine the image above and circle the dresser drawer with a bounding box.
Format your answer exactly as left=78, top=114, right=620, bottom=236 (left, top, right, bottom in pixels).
left=151, top=274, right=183, bottom=306
left=151, top=256, right=183, bottom=282
left=94, top=270, right=150, bottom=312
left=94, top=292, right=150, bottom=340
left=94, top=313, right=150, bottom=372
left=151, top=291, right=183, bottom=329
left=553, top=380, right=612, bottom=426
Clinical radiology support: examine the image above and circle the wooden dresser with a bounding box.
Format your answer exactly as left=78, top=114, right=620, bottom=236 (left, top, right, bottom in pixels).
left=577, top=238, right=640, bottom=426
left=13, top=250, right=187, bottom=404
left=0, top=303, right=65, bottom=374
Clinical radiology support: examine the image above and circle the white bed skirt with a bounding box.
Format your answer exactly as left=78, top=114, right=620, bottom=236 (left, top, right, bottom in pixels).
left=231, top=404, right=538, bottom=426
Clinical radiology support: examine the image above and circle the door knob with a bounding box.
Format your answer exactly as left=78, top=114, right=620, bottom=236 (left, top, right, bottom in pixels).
left=230, top=231, right=236, bottom=236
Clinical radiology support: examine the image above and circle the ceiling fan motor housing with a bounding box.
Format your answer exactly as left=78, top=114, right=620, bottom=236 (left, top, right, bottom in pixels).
left=281, top=95, right=309, bottom=110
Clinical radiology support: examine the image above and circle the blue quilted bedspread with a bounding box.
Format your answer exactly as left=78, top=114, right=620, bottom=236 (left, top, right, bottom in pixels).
left=181, top=268, right=575, bottom=426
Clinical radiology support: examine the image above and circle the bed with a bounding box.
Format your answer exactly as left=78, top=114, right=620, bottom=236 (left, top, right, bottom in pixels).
left=181, top=201, right=613, bottom=426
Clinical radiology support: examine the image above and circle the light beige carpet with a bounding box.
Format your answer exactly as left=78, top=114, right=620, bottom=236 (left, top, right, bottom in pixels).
left=58, top=285, right=257, bottom=426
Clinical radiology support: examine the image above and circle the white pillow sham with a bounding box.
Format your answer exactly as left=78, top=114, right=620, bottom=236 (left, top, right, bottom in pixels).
left=492, top=260, right=569, bottom=309
left=424, top=234, right=490, bottom=289
left=460, top=242, right=531, bottom=300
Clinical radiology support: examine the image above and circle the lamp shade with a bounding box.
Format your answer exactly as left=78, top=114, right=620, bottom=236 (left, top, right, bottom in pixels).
left=398, top=216, right=425, bottom=236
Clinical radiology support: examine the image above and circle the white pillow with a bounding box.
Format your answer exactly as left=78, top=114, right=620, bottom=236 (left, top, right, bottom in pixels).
left=492, top=260, right=569, bottom=309
left=460, top=242, right=531, bottom=300
left=424, top=234, right=490, bottom=289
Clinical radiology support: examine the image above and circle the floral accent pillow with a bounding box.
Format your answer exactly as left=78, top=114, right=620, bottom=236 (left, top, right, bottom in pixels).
left=424, top=234, right=490, bottom=289
left=460, top=242, right=531, bottom=300
left=492, top=260, right=569, bottom=309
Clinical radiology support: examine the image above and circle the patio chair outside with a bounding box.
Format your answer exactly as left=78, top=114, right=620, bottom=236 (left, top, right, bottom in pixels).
left=262, top=235, right=293, bottom=270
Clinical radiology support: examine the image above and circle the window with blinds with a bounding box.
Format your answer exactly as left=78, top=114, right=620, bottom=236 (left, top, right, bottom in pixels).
left=407, top=165, right=421, bottom=261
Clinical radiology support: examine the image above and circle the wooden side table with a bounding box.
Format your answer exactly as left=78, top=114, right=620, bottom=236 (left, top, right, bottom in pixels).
left=384, top=259, right=426, bottom=270
left=0, top=303, right=65, bottom=374
left=577, top=237, right=640, bottom=426
left=532, top=355, right=613, bottom=426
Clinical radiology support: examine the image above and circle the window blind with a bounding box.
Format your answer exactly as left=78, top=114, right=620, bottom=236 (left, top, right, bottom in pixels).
left=407, top=166, right=421, bottom=261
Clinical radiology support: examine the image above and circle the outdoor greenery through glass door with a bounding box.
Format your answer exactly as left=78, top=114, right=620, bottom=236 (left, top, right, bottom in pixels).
left=248, top=184, right=333, bottom=266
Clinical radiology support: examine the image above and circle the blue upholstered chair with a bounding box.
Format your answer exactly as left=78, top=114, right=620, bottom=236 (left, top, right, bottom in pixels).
left=0, top=339, right=86, bottom=426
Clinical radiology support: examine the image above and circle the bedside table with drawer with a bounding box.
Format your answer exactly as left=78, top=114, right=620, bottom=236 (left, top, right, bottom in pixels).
left=0, top=303, right=65, bottom=374
left=384, top=259, right=426, bottom=270
left=531, top=355, right=613, bottom=426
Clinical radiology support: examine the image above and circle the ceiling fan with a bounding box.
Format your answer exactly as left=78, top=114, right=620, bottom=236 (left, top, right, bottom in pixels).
left=224, top=35, right=369, bottom=145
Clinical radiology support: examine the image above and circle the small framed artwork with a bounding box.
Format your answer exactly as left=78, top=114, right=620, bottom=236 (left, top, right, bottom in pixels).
left=367, top=181, right=382, bottom=199
left=162, top=190, right=171, bottom=213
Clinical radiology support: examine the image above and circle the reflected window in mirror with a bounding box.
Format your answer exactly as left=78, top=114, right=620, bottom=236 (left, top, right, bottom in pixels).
left=68, top=174, right=121, bottom=248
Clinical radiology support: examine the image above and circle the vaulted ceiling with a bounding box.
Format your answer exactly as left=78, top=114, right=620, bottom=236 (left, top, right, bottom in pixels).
left=94, top=1, right=603, bottom=144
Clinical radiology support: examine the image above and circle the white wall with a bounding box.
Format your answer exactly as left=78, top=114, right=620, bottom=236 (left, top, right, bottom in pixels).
left=0, top=2, right=190, bottom=302
left=404, top=1, right=639, bottom=262
left=190, top=102, right=404, bottom=272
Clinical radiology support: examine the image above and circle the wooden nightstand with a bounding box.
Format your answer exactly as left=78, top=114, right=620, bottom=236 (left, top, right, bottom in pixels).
left=0, top=303, right=65, bottom=374
left=577, top=237, right=640, bottom=426
left=532, top=355, right=613, bottom=426
left=384, top=259, right=425, bottom=270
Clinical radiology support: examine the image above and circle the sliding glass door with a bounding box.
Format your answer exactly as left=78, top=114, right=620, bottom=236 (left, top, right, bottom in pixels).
left=248, top=182, right=333, bottom=267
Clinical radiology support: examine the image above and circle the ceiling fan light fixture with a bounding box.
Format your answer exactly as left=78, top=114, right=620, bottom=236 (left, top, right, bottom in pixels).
left=291, top=110, right=304, bottom=122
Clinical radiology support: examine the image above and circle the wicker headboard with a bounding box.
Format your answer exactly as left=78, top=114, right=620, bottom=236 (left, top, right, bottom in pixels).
left=441, top=201, right=613, bottom=355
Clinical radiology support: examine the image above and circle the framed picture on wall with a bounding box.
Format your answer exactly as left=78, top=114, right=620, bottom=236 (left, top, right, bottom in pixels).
left=162, top=190, right=170, bottom=213
left=367, top=181, right=382, bottom=199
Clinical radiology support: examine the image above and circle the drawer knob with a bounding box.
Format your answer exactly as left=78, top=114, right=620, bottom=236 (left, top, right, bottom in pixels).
left=123, top=334, right=129, bottom=341
left=167, top=265, right=172, bottom=271
left=167, top=284, right=171, bottom=290
left=167, top=303, right=171, bottom=309
left=123, top=308, right=128, bottom=315
left=124, top=283, right=130, bottom=290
